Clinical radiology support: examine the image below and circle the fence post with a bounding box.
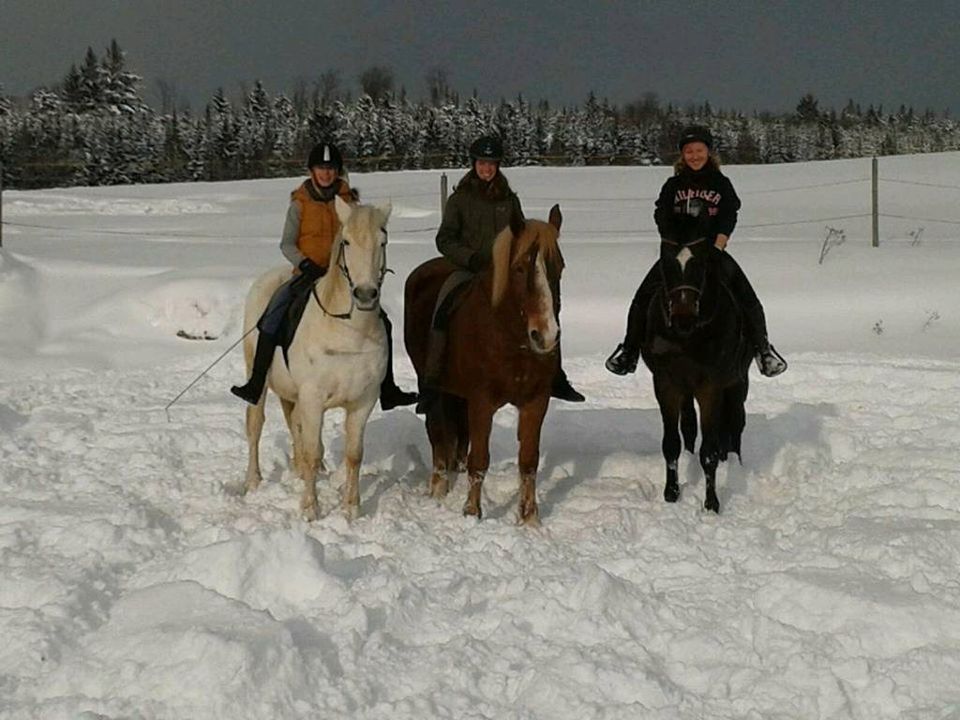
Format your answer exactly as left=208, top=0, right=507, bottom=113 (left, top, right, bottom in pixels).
left=871, top=156, right=879, bottom=248
left=440, top=172, right=448, bottom=216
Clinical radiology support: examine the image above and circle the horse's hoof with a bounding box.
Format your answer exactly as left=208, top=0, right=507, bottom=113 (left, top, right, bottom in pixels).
left=429, top=474, right=449, bottom=498
left=463, top=504, right=482, bottom=520
left=301, top=503, right=319, bottom=522
left=343, top=504, right=360, bottom=522
left=243, top=474, right=262, bottom=495
left=704, top=495, right=720, bottom=514
left=664, top=484, right=680, bottom=503
left=518, top=509, right=541, bottom=527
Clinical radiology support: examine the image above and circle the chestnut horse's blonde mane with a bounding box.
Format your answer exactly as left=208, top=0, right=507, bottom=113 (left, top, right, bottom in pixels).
left=490, top=219, right=563, bottom=307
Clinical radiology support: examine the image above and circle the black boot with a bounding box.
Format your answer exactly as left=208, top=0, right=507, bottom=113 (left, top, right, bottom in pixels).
left=415, top=328, right=447, bottom=415
left=379, top=311, right=418, bottom=410
left=551, top=366, right=585, bottom=402
left=231, top=332, right=278, bottom=405
left=605, top=343, right=640, bottom=375
left=744, top=302, right=787, bottom=377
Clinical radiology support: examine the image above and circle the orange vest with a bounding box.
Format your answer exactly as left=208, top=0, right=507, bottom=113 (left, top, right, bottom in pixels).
left=291, top=179, right=354, bottom=269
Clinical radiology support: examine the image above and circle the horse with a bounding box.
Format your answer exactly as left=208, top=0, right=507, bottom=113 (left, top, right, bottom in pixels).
left=404, top=206, right=564, bottom=526
left=239, top=196, right=391, bottom=520
left=640, top=223, right=753, bottom=513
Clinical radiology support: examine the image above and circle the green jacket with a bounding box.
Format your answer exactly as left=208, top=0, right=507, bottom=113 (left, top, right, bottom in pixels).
left=435, top=172, right=524, bottom=271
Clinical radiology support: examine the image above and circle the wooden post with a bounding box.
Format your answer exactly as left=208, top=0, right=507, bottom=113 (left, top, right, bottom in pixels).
left=440, top=172, right=448, bottom=216
left=871, top=156, right=879, bottom=248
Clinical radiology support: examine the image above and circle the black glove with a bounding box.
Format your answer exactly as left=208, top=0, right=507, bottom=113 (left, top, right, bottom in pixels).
left=298, top=258, right=325, bottom=280
left=291, top=258, right=325, bottom=293
left=467, top=253, right=485, bottom=273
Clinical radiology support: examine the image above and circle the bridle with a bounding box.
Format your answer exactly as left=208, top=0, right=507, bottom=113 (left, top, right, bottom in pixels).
left=660, top=237, right=709, bottom=328
left=314, top=228, right=391, bottom=320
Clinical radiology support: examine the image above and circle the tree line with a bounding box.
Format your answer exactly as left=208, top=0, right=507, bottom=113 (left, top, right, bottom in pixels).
left=1, top=42, right=959, bottom=189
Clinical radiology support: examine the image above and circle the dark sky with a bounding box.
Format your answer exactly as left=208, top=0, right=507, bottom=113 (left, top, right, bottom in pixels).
left=2, top=0, right=958, bottom=115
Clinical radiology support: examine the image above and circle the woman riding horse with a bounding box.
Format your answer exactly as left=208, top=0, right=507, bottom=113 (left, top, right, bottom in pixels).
left=418, top=134, right=584, bottom=411
left=231, top=142, right=417, bottom=410
left=605, top=125, right=787, bottom=378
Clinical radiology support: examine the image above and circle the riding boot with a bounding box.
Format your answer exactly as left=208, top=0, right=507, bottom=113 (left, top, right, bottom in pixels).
left=231, top=331, right=278, bottom=405
left=551, top=363, right=585, bottom=402
left=744, top=302, right=787, bottom=377
left=605, top=298, right=645, bottom=375
left=605, top=343, right=640, bottom=376
left=379, top=311, right=418, bottom=411
left=415, top=328, right=447, bottom=415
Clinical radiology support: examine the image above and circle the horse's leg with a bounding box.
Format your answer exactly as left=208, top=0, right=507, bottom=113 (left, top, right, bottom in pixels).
left=516, top=393, right=550, bottom=526
left=680, top=395, right=697, bottom=453
left=341, top=400, right=376, bottom=519
left=292, top=399, right=324, bottom=521
left=463, top=399, right=495, bottom=519
left=279, top=398, right=304, bottom=472
left=243, top=400, right=267, bottom=494
left=727, top=377, right=749, bottom=462
left=696, top=387, right=723, bottom=513
left=653, top=376, right=684, bottom=503
left=454, top=397, right=469, bottom=474
left=425, top=395, right=455, bottom=498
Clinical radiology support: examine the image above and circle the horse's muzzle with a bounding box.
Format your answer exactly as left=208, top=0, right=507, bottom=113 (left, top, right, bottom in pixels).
left=528, top=327, right=559, bottom=354
left=353, top=285, right=380, bottom=311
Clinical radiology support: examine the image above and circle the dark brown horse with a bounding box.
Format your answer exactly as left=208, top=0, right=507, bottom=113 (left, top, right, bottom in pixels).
left=404, top=206, right=564, bottom=525
left=641, top=225, right=752, bottom=513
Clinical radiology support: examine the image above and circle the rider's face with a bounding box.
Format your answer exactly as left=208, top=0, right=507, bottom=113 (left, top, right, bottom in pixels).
left=310, top=166, right=338, bottom=188
left=682, top=142, right=709, bottom=171
left=475, top=159, right=498, bottom=182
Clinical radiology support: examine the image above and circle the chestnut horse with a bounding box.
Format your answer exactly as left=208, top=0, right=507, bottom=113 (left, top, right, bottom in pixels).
left=404, top=206, right=564, bottom=525
left=641, top=224, right=752, bottom=513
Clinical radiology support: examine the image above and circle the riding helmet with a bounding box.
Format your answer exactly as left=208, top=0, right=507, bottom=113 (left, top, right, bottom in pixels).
left=677, top=125, right=714, bottom=151
left=307, top=142, right=343, bottom=172
left=469, top=135, right=505, bottom=162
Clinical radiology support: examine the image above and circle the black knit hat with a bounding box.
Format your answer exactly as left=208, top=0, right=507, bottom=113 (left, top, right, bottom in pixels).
left=307, top=142, right=343, bottom=171
left=469, top=135, right=504, bottom=162
left=677, top=125, right=714, bottom=151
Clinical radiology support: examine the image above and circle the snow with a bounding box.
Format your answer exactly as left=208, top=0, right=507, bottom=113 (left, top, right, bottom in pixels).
left=2, top=154, right=960, bottom=719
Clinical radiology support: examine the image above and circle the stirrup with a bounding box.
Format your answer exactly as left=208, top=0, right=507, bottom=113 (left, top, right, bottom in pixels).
left=756, top=344, right=787, bottom=377
left=605, top=343, right=638, bottom=376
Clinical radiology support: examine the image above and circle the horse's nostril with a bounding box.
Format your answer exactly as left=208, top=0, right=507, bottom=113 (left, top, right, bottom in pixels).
left=530, top=329, right=542, bottom=346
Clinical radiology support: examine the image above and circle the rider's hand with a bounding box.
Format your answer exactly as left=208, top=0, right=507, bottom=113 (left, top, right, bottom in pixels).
left=298, top=258, right=326, bottom=281
left=714, top=234, right=729, bottom=251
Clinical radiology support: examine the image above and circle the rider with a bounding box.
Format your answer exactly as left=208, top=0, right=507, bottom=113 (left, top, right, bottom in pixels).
left=425, top=134, right=584, bottom=405
left=231, top=142, right=418, bottom=409
left=605, top=125, right=787, bottom=377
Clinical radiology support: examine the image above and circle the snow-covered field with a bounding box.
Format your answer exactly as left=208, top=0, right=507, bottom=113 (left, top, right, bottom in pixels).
left=1, top=154, right=959, bottom=719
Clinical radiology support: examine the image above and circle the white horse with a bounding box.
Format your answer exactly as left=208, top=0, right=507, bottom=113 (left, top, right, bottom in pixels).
left=240, top=196, right=391, bottom=520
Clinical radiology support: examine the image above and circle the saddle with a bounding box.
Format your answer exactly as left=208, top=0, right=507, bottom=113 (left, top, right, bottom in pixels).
left=431, top=269, right=474, bottom=330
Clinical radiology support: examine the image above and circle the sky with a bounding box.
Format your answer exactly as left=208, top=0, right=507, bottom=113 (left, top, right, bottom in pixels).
left=2, top=156, right=960, bottom=718
left=1, top=0, right=959, bottom=115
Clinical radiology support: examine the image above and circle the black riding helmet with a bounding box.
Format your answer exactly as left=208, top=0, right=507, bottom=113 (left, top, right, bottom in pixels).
left=307, top=142, right=343, bottom=173
left=469, top=135, right=504, bottom=162
left=677, top=125, right=714, bottom=151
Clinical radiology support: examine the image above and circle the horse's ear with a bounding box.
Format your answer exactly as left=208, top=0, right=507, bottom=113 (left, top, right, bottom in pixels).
left=548, top=204, right=562, bottom=231
left=335, top=195, right=353, bottom=224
